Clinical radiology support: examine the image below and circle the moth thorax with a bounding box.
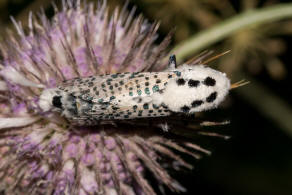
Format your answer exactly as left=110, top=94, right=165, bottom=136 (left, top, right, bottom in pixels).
left=157, top=65, right=230, bottom=114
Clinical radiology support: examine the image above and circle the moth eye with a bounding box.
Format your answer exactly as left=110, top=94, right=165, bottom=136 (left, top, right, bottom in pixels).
left=52, top=96, right=62, bottom=109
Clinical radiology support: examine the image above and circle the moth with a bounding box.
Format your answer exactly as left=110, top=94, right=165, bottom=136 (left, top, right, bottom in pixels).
left=39, top=55, right=230, bottom=125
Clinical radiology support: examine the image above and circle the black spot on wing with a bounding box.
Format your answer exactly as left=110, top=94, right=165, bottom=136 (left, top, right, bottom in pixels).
left=206, top=92, right=217, bottom=103
left=143, top=103, right=149, bottom=109
left=88, top=82, right=94, bottom=87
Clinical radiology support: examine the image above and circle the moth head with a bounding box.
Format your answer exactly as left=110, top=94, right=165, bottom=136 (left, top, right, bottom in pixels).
left=39, top=88, right=64, bottom=112
left=159, top=65, right=231, bottom=113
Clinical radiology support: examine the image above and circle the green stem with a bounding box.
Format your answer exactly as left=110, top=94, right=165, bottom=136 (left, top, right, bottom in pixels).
left=172, top=3, right=292, bottom=62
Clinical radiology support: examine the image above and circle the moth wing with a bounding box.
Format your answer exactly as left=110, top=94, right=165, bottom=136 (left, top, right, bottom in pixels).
left=77, top=72, right=174, bottom=118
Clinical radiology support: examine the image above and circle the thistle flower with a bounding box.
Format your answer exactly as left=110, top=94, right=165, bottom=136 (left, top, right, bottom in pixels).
left=0, top=1, right=225, bottom=194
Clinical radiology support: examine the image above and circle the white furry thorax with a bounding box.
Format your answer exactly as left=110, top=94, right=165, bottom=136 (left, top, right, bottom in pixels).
left=158, top=64, right=230, bottom=113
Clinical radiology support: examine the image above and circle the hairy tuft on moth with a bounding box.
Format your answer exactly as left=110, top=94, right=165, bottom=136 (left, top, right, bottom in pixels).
left=39, top=55, right=231, bottom=125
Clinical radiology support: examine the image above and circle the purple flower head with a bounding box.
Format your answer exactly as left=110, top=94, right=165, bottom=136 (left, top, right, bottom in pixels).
left=0, top=0, right=228, bottom=194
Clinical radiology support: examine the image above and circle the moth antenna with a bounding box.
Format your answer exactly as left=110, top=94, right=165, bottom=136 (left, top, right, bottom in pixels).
left=202, top=50, right=231, bottom=64
left=168, top=54, right=177, bottom=69
left=230, top=80, right=250, bottom=89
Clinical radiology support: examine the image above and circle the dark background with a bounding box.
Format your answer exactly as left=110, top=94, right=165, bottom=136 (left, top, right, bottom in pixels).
left=1, top=0, right=291, bottom=194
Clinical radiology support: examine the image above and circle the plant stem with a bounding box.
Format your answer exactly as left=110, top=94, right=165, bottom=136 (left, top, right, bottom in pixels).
left=172, top=3, right=292, bottom=62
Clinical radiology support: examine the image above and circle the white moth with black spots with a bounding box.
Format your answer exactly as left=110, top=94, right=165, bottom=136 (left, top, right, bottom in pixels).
left=39, top=55, right=230, bottom=125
